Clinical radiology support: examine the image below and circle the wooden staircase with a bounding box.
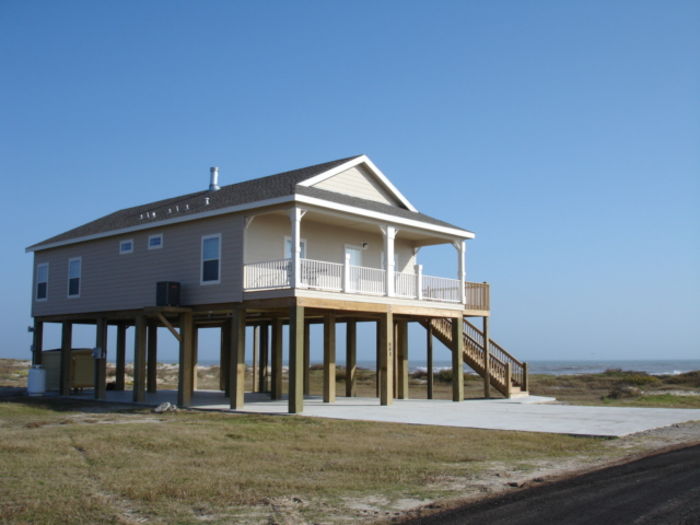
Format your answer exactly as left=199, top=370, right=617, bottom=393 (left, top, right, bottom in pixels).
left=422, top=318, right=528, bottom=398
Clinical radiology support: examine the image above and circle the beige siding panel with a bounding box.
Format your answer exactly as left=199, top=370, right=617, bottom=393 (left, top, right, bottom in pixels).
left=312, top=166, right=401, bottom=207
left=244, top=214, right=416, bottom=270
left=32, top=214, right=244, bottom=317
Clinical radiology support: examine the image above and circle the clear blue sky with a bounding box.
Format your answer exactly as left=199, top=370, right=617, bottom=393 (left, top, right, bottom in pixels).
left=1, top=0, right=698, bottom=363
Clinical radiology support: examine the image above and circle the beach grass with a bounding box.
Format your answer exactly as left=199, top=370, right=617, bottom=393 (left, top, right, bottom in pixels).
left=0, top=396, right=607, bottom=524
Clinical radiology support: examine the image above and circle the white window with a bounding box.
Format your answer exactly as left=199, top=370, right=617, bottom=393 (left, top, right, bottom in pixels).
left=284, top=237, right=307, bottom=259
left=119, top=239, right=134, bottom=254
left=67, top=257, right=81, bottom=298
left=201, top=234, right=221, bottom=284
left=148, top=234, right=163, bottom=250
left=36, top=263, right=49, bottom=301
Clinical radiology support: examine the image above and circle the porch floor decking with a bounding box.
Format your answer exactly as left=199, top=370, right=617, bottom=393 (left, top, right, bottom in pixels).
left=62, top=389, right=700, bottom=438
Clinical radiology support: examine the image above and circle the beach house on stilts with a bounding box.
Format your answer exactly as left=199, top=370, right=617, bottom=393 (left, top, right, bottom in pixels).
left=26, top=155, right=528, bottom=412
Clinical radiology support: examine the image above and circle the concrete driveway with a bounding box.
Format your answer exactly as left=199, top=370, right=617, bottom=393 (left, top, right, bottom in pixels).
left=72, top=390, right=700, bottom=437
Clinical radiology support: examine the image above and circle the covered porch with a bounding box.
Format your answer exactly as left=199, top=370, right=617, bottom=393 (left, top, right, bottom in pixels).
left=243, top=204, right=486, bottom=309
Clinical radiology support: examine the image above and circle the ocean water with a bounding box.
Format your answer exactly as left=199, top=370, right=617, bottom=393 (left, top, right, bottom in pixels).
left=392, top=359, right=700, bottom=376
left=196, top=358, right=700, bottom=376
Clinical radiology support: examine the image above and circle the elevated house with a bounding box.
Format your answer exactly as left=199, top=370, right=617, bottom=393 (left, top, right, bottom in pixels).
left=27, top=155, right=528, bottom=412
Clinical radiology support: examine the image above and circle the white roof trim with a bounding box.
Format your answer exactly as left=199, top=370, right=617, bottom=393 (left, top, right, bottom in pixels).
left=297, top=154, right=418, bottom=212
left=25, top=195, right=296, bottom=253
left=27, top=191, right=473, bottom=253
left=295, top=194, right=474, bottom=239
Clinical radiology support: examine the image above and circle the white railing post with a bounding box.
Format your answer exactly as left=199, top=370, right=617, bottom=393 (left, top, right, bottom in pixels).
left=343, top=253, right=351, bottom=293
left=416, top=264, right=423, bottom=300
left=381, top=225, right=396, bottom=297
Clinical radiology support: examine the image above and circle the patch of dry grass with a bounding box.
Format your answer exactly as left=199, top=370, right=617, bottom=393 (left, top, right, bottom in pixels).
left=528, top=369, right=700, bottom=408
left=0, top=397, right=607, bottom=524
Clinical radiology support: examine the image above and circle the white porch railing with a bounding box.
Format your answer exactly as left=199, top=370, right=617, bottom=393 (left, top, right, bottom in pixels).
left=244, top=258, right=291, bottom=290
left=349, top=265, right=385, bottom=295
left=394, top=270, right=417, bottom=298
left=243, top=257, right=487, bottom=308
left=422, top=274, right=462, bottom=303
left=300, top=258, right=343, bottom=291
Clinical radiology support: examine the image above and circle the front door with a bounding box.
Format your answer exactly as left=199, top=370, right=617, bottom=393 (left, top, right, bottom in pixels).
left=345, top=245, right=363, bottom=291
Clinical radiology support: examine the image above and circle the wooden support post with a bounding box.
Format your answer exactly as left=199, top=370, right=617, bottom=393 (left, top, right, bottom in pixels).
left=133, top=315, right=147, bottom=403
left=252, top=325, right=259, bottom=392
left=147, top=321, right=158, bottom=393
left=271, top=318, right=283, bottom=400
left=451, top=316, right=464, bottom=402
left=94, top=319, right=107, bottom=400
left=345, top=320, right=356, bottom=397
left=230, top=309, right=246, bottom=409
left=32, top=319, right=43, bottom=365
left=59, top=321, right=72, bottom=396
left=115, top=323, right=126, bottom=391
left=323, top=313, right=336, bottom=403
left=191, top=327, right=199, bottom=392
left=393, top=321, right=398, bottom=398
left=379, top=312, right=393, bottom=405
left=522, top=362, right=529, bottom=392
left=426, top=322, right=434, bottom=400
left=397, top=320, right=409, bottom=399
left=177, top=312, right=194, bottom=407
left=220, top=321, right=231, bottom=394
left=288, top=304, right=304, bottom=413
left=505, top=362, right=512, bottom=399
left=303, top=320, right=310, bottom=396
left=375, top=320, right=381, bottom=397
left=483, top=316, right=491, bottom=399
left=259, top=323, right=269, bottom=393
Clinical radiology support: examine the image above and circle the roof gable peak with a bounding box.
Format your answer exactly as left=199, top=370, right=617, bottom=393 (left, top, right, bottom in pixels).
left=297, top=154, right=418, bottom=212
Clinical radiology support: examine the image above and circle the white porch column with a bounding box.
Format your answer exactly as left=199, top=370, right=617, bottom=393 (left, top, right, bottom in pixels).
left=453, top=240, right=466, bottom=304
left=289, top=208, right=306, bottom=288
left=381, top=225, right=397, bottom=297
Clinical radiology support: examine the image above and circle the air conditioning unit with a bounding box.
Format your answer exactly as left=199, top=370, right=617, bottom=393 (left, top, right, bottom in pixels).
left=156, top=281, right=180, bottom=307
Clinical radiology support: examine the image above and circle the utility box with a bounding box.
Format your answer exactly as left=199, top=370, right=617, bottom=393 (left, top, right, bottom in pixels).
left=156, top=281, right=180, bottom=307
left=42, top=349, right=95, bottom=391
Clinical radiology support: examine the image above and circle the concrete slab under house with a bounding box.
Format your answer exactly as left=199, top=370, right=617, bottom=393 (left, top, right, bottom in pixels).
left=26, top=154, right=530, bottom=414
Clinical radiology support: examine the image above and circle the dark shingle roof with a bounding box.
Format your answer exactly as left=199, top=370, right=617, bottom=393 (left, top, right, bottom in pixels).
left=29, top=155, right=470, bottom=250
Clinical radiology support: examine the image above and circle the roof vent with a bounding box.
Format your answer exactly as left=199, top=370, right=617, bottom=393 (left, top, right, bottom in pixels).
left=209, top=166, right=220, bottom=191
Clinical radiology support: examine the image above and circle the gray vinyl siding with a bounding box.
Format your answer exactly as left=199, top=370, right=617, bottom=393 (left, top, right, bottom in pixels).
left=32, top=214, right=244, bottom=317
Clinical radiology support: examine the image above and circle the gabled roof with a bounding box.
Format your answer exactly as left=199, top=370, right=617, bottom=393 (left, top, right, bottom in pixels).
left=27, top=155, right=473, bottom=252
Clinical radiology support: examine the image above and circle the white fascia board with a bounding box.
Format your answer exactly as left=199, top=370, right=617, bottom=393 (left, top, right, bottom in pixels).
left=297, top=154, right=419, bottom=212
left=25, top=195, right=297, bottom=253
left=295, top=194, right=475, bottom=239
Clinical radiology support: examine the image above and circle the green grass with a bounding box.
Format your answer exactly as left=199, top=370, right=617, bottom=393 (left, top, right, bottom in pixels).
left=600, top=394, right=700, bottom=409
left=0, top=397, right=607, bottom=524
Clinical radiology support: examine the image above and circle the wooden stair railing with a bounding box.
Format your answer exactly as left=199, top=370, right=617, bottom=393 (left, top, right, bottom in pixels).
left=421, top=317, right=528, bottom=398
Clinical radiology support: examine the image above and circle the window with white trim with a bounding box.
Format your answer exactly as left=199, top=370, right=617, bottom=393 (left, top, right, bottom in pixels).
left=284, top=237, right=307, bottom=259
left=119, top=239, right=134, bottom=254
left=36, top=263, right=49, bottom=301
left=201, top=234, right=221, bottom=284
left=148, top=234, right=163, bottom=250
left=67, top=257, right=81, bottom=297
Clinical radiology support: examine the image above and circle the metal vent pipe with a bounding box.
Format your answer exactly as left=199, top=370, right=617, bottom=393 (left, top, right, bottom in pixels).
left=209, top=166, right=220, bottom=191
